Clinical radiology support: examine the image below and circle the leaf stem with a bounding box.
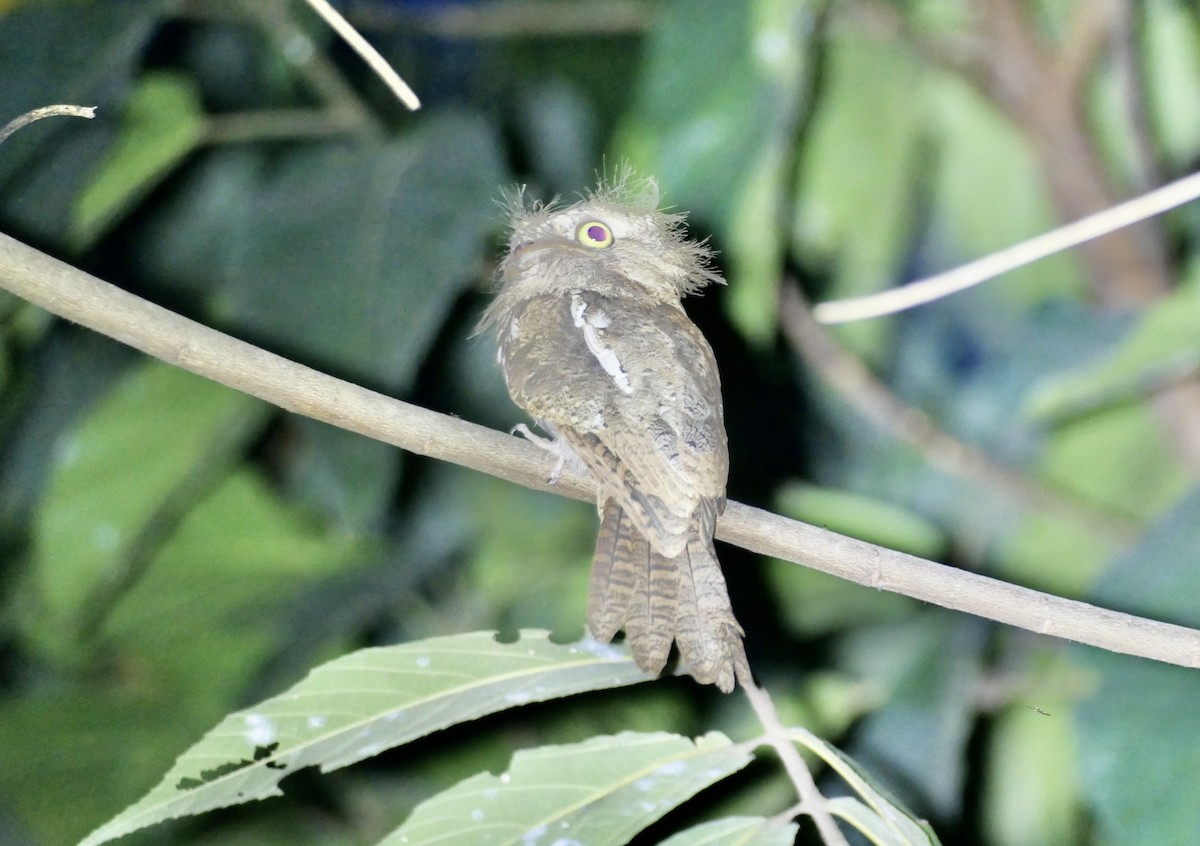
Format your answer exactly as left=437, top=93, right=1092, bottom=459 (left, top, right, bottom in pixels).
left=737, top=666, right=850, bottom=846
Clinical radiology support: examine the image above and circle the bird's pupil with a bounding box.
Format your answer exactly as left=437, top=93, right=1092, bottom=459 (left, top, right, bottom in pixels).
left=588, top=225, right=607, bottom=242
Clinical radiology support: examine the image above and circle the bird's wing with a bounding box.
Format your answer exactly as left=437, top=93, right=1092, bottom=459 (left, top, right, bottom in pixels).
left=497, top=288, right=728, bottom=554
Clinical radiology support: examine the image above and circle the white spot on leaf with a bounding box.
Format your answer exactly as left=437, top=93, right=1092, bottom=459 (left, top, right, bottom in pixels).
left=58, top=439, right=82, bottom=466
left=92, top=523, right=120, bottom=552
left=573, top=635, right=626, bottom=661
left=522, top=823, right=547, bottom=845
left=755, top=31, right=789, bottom=68
left=243, top=713, right=277, bottom=746
left=281, top=34, right=313, bottom=64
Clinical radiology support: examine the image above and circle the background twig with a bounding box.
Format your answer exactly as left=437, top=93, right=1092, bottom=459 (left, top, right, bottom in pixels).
left=302, top=0, right=421, bottom=109
left=812, top=169, right=1200, bottom=324
left=784, top=282, right=1139, bottom=548
left=0, top=104, right=95, bottom=146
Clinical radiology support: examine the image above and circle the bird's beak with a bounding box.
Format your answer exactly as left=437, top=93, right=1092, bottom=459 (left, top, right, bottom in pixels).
left=505, top=237, right=574, bottom=278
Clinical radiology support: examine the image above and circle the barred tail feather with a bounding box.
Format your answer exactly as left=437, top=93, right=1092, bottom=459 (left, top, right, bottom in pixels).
left=622, top=540, right=678, bottom=676
left=674, top=536, right=745, bottom=693
left=588, top=502, right=674, bottom=674
left=588, top=500, right=745, bottom=692
left=588, top=501, right=639, bottom=641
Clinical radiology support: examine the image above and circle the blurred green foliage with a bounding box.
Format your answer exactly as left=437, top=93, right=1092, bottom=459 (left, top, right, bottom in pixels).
left=2, top=0, right=1200, bottom=844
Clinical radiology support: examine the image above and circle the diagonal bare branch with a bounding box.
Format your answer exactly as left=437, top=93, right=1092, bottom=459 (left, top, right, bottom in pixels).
left=2, top=231, right=1199, bottom=669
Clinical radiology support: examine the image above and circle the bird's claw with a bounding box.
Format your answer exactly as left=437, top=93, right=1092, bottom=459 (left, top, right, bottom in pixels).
left=511, top=423, right=567, bottom=484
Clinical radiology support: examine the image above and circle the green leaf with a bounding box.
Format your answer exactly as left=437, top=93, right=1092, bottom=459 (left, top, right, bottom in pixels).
left=383, top=731, right=753, bottom=846
left=927, top=70, right=1084, bottom=309
left=468, top=475, right=595, bottom=638
left=658, top=816, right=799, bottom=846
left=1089, top=486, right=1200, bottom=626
left=1025, top=275, right=1200, bottom=423
left=1078, top=652, right=1200, bottom=844
left=0, top=690, right=201, bottom=846
left=100, top=468, right=356, bottom=699
left=791, top=32, right=924, bottom=359
left=1076, top=653, right=1200, bottom=846
left=1074, top=490, right=1200, bottom=845
left=993, top=507, right=1118, bottom=598
left=1087, top=0, right=1200, bottom=182
left=766, top=558, right=916, bottom=638
left=215, top=112, right=505, bottom=390
left=27, top=360, right=269, bottom=658
left=280, top=417, right=402, bottom=531
left=724, top=133, right=795, bottom=344
left=0, top=3, right=167, bottom=244
left=1134, top=0, right=1200, bottom=169
left=616, top=0, right=818, bottom=343
left=825, top=797, right=929, bottom=846
left=3, top=469, right=357, bottom=844
left=982, top=703, right=1083, bottom=846
left=72, top=71, right=207, bottom=249
left=1036, top=403, right=1189, bottom=524
left=835, top=614, right=982, bottom=820
left=775, top=482, right=948, bottom=560
left=79, top=630, right=652, bottom=846
left=790, top=727, right=940, bottom=845
left=616, top=0, right=761, bottom=221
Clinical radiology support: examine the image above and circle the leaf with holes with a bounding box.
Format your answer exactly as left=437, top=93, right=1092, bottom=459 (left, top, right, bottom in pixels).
left=79, top=630, right=651, bottom=846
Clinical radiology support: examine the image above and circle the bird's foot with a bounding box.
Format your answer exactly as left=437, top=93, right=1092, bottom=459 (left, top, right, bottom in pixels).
left=512, top=423, right=573, bottom=484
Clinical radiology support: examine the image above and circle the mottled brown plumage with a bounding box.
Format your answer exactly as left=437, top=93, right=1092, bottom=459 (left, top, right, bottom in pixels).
left=477, top=174, right=745, bottom=692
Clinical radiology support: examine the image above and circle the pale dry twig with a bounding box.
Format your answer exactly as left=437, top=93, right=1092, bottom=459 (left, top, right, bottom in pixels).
left=813, top=169, right=1200, bottom=323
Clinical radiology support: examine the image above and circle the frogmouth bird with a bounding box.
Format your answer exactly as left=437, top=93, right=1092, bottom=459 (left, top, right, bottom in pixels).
left=478, top=174, right=745, bottom=692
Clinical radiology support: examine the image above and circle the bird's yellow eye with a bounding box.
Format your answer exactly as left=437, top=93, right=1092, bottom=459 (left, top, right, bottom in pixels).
left=576, top=220, right=614, bottom=249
